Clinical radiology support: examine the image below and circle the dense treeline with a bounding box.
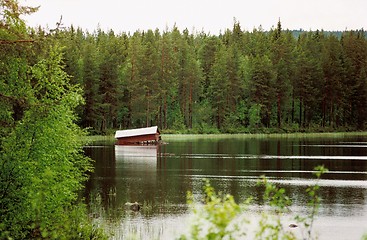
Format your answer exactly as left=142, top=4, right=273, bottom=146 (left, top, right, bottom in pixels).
left=51, top=21, right=367, bottom=133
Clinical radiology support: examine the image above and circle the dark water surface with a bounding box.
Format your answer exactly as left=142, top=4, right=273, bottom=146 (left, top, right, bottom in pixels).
left=84, top=134, right=367, bottom=239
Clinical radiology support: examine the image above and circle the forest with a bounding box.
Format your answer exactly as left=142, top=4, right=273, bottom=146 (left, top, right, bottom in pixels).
left=45, top=21, right=367, bottom=134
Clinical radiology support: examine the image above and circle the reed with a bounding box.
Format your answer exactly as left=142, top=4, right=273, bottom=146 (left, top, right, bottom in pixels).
left=162, top=131, right=367, bottom=141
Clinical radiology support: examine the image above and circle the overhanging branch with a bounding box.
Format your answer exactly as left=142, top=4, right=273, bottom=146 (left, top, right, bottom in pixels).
left=0, top=39, right=35, bottom=44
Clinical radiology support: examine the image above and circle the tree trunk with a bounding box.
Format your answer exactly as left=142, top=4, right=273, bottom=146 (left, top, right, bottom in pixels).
left=291, top=89, right=295, bottom=124
left=299, top=97, right=302, bottom=128
left=322, top=99, right=326, bottom=128
left=188, top=79, right=193, bottom=129
left=146, top=91, right=150, bottom=127
left=164, top=95, right=167, bottom=129
left=277, top=93, right=281, bottom=128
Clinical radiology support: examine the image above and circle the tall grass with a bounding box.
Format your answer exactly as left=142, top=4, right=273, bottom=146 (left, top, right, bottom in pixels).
left=83, top=131, right=367, bottom=144
left=82, top=135, right=116, bottom=145
left=162, top=131, right=367, bottom=142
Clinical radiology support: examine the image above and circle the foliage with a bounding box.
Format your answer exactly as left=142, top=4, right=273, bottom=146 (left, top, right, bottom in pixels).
left=255, top=176, right=295, bottom=240
left=297, top=165, right=328, bottom=240
left=182, top=166, right=329, bottom=240
left=256, top=165, right=328, bottom=240
left=0, top=2, right=107, bottom=237
left=36, top=20, right=367, bottom=133
left=248, top=104, right=262, bottom=129
left=180, top=180, right=248, bottom=240
left=0, top=43, right=107, bottom=239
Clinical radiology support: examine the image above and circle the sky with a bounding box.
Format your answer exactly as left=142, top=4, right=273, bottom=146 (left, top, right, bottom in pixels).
left=22, top=0, right=367, bottom=34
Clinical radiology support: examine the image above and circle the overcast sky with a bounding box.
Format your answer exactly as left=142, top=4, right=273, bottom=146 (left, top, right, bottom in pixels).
left=23, top=0, right=367, bottom=34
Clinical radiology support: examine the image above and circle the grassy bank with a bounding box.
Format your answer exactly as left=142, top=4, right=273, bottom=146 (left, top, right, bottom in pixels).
left=83, top=135, right=116, bottom=145
left=84, top=131, right=367, bottom=144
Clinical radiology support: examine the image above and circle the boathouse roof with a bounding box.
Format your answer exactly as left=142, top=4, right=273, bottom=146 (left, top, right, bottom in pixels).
left=115, top=126, right=159, bottom=139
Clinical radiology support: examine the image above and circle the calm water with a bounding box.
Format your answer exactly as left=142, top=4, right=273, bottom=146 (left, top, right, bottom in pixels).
left=84, top=134, right=367, bottom=239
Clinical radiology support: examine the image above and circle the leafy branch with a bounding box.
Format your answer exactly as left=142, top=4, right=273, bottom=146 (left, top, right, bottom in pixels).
left=182, top=166, right=329, bottom=240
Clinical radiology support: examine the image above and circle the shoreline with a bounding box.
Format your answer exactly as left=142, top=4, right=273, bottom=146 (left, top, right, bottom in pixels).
left=83, top=131, right=367, bottom=144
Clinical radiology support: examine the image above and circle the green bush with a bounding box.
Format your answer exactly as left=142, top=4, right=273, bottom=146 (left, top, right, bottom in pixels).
left=0, top=45, right=107, bottom=239
left=180, top=180, right=248, bottom=240
left=181, top=166, right=330, bottom=240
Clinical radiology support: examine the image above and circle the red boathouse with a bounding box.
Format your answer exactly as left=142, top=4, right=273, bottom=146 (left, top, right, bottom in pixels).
left=115, top=126, right=161, bottom=145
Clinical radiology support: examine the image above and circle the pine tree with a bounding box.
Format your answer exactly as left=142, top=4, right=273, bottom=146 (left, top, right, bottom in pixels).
left=246, top=55, right=276, bottom=127
left=209, top=44, right=229, bottom=129
left=97, top=29, right=126, bottom=132
left=294, top=32, right=323, bottom=128
left=140, top=29, right=160, bottom=127
left=157, top=30, right=179, bottom=129
left=81, top=35, right=101, bottom=131
left=341, top=30, right=367, bottom=129
left=321, top=34, right=344, bottom=128
left=270, top=21, right=295, bottom=128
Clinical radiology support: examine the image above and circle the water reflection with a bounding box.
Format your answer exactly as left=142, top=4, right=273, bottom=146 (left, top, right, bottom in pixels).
left=84, top=135, right=367, bottom=239
left=114, top=145, right=158, bottom=198
left=115, top=145, right=158, bottom=162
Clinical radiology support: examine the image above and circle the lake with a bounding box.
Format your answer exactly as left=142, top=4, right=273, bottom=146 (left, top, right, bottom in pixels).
left=83, top=133, right=367, bottom=239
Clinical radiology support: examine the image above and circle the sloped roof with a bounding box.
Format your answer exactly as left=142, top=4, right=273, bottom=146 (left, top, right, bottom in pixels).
left=115, top=126, right=159, bottom=139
